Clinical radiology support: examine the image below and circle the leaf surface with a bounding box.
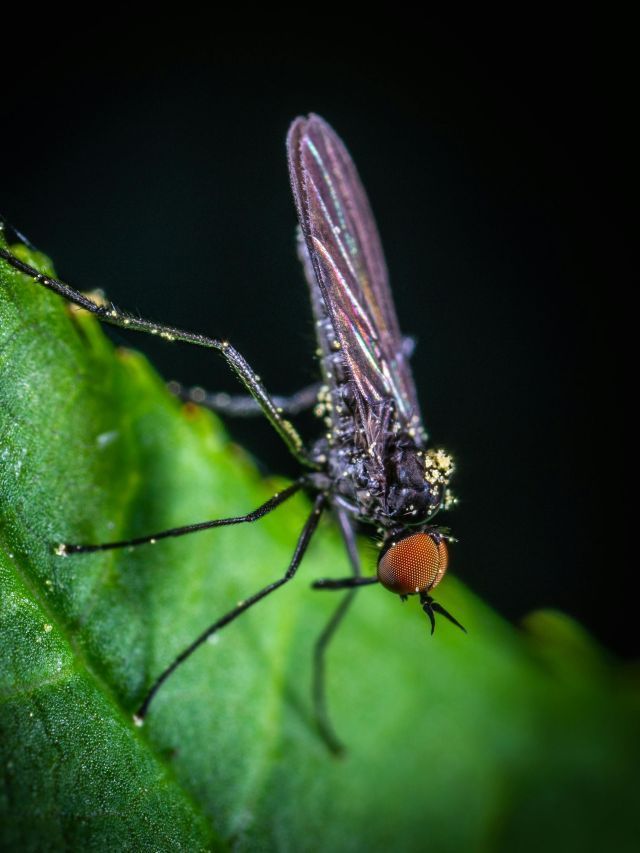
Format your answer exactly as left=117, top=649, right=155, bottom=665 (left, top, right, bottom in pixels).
left=1, top=242, right=638, bottom=852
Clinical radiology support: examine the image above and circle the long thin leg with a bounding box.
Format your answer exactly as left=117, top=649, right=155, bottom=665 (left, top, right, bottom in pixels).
left=134, top=492, right=326, bottom=723
left=312, top=577, right=378, bottom=590
left=312, top=509, right=362, bottom=754
left=168, top=380, right=321, bottom=417
left=0, top=246, right=315, bottom=469
left=57, top=479, right=303, bottom=554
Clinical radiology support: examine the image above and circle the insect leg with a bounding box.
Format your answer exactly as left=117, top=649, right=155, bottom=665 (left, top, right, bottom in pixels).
left=57, top=480, right=303, bottom=554
left=312, top=508, right=362, bottom=755
left=0, top=247, right=315, bottom=469
left=134, top=492, right=325, bottom=723
left=168, top=381, right=321, bottom=417
left=312, top=577, right=378, bottom=590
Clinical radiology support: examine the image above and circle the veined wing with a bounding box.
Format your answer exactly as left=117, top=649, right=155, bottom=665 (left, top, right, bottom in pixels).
left=287, top=114, right=423, bottom=440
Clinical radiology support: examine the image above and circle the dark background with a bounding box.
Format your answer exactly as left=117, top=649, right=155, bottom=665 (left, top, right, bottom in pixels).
left=1, top=24, right=629, bottom=654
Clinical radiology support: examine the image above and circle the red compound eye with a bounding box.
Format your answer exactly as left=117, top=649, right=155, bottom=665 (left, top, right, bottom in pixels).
left=377, top=533, right=449, bottom=595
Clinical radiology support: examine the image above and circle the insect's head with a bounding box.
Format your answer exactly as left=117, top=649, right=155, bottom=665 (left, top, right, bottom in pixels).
left=377, top=529, right=449, bottom=596
left=377, top=529, right=466, bottom=634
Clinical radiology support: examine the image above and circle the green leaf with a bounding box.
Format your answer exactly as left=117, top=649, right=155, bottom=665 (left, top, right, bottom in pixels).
left=2, top=240, right=639, bottom=852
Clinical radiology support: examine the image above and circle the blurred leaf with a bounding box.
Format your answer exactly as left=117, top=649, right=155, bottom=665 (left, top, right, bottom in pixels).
left=1, top=240, right=639, bottom=852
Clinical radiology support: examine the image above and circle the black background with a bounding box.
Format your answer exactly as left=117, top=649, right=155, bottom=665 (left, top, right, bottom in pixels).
left=1, top=23, right=629, bottom=655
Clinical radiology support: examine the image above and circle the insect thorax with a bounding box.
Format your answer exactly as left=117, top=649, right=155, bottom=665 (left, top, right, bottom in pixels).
left=384, top=442, right=454, bottom=524
left=315, top=429, right=453, bottom=527
left=311, top=369, right=454, bottom=528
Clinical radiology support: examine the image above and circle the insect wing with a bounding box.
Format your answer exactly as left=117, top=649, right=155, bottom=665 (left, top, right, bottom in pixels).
left=287, top=114, right=423, bottom=437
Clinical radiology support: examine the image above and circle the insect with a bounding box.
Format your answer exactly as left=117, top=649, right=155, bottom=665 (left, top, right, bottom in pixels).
left=0, top=114, right=464, bottom=753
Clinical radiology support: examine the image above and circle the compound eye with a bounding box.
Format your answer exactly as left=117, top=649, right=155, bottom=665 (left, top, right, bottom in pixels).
left=377, top=533, right=449, bottom=596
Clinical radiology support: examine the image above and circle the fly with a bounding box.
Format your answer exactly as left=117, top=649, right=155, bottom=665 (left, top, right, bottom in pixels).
left=0, top=114, right=465, bottom=754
